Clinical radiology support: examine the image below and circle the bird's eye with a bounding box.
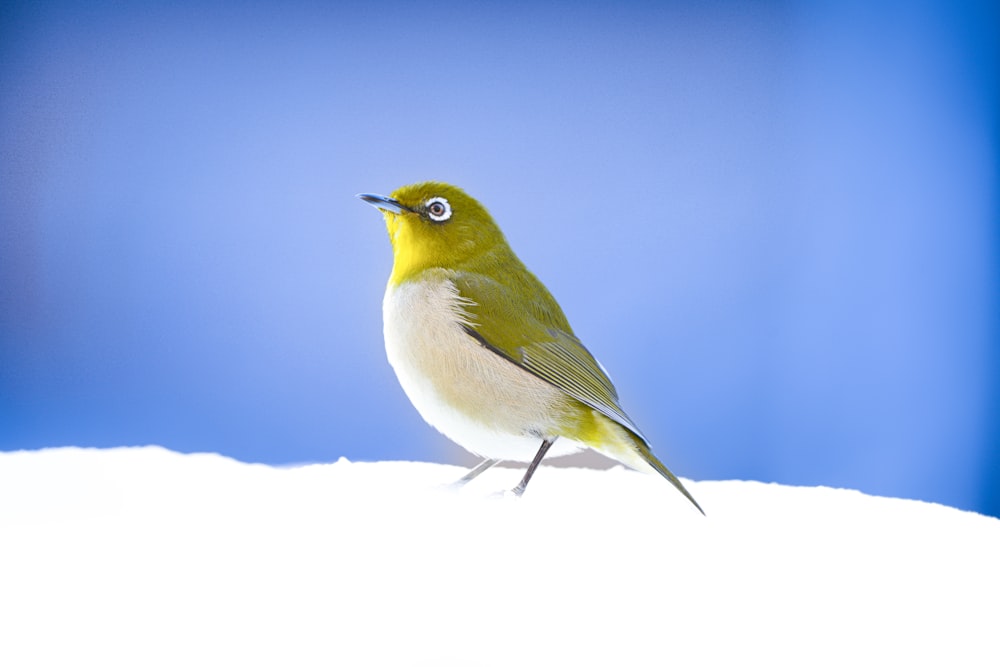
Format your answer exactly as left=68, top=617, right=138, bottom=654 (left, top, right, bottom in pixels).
left=425, top=197, right=452, bottom=222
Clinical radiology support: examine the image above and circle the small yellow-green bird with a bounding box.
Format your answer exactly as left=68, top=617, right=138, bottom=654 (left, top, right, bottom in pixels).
left=358, top=182, right=703, bottom=513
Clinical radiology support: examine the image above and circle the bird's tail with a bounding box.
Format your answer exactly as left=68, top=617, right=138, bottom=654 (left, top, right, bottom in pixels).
left=595, top=419, right=705, bottom=515
left=631, top=436, right=705, bottom=515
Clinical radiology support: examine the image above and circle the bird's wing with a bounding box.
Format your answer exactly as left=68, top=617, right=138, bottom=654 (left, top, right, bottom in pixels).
left=453, top=269, right=706, bottom=515
left=452, top=270, right=644, bottom=438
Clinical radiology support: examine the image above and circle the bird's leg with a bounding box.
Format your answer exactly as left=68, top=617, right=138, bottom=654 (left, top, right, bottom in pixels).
left=452, top=458, right=500, bottom=486
left=512, top=438, right=557, bottom=497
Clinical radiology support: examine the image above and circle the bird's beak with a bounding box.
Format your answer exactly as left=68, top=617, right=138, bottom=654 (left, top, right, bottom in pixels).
left=356, top=193, right=412, bottom=215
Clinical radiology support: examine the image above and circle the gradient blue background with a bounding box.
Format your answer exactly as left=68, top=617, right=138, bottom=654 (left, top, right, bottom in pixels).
left=2, top=1, right=997, bottom=516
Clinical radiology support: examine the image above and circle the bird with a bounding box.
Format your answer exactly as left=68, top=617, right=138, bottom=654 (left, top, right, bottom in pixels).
left=358, top=182, right=703, bottom=513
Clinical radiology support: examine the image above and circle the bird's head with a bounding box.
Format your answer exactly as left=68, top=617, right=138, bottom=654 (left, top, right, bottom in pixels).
left=358, top=182, right=508, bottom=285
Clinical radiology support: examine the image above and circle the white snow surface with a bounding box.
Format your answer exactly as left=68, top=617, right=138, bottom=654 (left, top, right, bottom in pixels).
left=1, top=446, right=997, bottom=666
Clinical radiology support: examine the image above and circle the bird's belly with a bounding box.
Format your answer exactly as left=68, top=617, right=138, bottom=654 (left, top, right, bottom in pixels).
left=383, top=275, right=581, bottom=462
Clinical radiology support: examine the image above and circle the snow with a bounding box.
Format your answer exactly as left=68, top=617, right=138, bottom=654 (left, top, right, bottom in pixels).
left=1, top=446, right=997, bottom=666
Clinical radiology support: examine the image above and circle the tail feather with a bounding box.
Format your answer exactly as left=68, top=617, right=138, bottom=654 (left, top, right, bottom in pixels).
left=633, top=440, right=705, bottom=515
left=593, top=418, right=705, bottom=514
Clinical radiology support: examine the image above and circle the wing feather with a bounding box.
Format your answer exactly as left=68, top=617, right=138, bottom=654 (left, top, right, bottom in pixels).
left=452, top=270, right=643, bottom=438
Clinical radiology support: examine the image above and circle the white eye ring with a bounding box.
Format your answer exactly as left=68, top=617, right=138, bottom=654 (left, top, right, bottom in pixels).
left=425, top=197, right=452, bottom=222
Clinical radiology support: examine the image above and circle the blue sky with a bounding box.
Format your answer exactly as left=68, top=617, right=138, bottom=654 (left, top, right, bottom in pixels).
left=1, top=1, right=997, bottom=515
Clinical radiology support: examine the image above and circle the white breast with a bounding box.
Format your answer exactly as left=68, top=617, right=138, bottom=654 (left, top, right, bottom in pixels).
left=382, top=272, right=582, bottom=462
